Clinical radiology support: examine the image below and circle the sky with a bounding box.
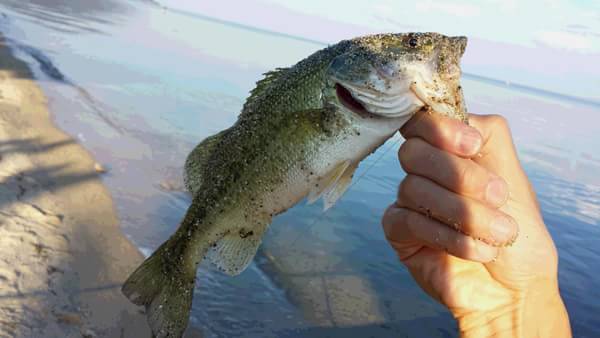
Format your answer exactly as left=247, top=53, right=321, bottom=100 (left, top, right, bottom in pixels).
left=161, top=0, right=600, bottom=53
left=256, top=0, right=600, bottom=53
left=156, top=0, right=600, bottom=101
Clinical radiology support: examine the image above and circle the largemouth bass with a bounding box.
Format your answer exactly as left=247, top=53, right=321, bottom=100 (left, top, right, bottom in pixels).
left=122, top=32, right=469, bottom=337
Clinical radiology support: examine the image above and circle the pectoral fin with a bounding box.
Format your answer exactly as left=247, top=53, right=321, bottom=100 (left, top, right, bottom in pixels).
left=322, top=162, right=358, bottom=211
left=307, top=160, right=357, bottom=210
left=307, top=160, right=350, bottom=204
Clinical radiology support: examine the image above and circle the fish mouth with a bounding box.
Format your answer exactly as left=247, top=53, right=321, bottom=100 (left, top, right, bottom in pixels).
left=335, top=82, right=424, bottom=119
left=335, top=83, right=374, bottom=118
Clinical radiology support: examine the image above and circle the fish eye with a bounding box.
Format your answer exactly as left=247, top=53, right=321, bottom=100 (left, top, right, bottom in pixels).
left=408, top=38, right=418, bottom=48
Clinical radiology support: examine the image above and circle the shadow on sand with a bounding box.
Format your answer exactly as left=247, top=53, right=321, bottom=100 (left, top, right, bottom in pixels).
left=0, top=30, right=205, bottom=337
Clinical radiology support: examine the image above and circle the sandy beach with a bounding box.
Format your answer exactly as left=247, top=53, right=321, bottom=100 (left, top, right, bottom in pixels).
left=0, top=35, right=153, bottom=337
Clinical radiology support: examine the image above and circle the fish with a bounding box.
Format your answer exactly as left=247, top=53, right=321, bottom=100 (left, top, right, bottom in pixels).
left=122, top=32, right=469, bottom=337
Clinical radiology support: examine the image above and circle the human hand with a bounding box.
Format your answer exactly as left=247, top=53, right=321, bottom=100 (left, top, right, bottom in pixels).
left=382, top=112, right=571, bottom=337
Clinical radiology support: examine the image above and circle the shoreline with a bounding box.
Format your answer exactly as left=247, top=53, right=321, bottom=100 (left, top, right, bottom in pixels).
left=0, top=35, right=152, bottom=337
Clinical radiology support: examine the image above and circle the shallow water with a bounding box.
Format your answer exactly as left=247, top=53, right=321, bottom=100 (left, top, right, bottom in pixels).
left=0, top=1, right=599, bottom=337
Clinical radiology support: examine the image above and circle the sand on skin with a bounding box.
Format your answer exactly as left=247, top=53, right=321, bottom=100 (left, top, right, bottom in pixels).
left=0, top=35, right=154, bottom=337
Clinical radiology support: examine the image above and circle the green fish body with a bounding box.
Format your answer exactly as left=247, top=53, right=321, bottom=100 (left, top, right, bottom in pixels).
left=122, top=32, right=469, bottom=337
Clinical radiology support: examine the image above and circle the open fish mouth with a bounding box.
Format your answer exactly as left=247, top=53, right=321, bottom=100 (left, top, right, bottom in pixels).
left=335, top=82, right=425, bottom=119
left=335, top=83, right=373, bottom=118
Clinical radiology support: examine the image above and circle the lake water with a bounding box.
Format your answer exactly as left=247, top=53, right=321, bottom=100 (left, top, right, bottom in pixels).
left=0, top=0, right=598, bottom=337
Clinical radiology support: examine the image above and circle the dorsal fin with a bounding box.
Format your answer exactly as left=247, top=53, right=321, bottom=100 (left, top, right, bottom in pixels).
left=183, top=129, right=228, bottom=195
left=242, top=67, right=289, bottom=111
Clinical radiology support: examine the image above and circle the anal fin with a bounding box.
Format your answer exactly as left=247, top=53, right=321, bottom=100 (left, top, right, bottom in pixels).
left=206, top=213, right=271, bottom=276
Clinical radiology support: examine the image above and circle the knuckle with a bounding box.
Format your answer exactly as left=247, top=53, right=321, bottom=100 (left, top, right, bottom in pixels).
left=398, top=141, right=411, bottom=169
left=399, top=208, right=413, bottom=227
left=403, top=210, right=423, bottom=234
left=440, top=122, right=457, bottom=144
left=503, top=214, right=519, bottom=240
left=404, top=173, right=420, bottom=187
left=458, top=236, right=477, bottom=257
left=488, top=114, right=510, bottom=131
left=382, top=207, right=410, bottom=241
left=444, top=233, right=464, bottom=258
left=455, top=162, right=487, bottom=197
left=456, top=200, right=485, bottom=235
left=396, top=178, right=407, bottom=201
left=397, top=175, right=418, bottom=201
left=450, top=232, right=498, bottom=263
left=456, top=163, right=475, bottom=190
left=381, top=204, right=396, bottom=229
left=398, top=138, right=423, bottom=170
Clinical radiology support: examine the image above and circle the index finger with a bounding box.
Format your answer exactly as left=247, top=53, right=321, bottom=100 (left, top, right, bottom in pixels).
left=400, top=110, right=482, bottom=158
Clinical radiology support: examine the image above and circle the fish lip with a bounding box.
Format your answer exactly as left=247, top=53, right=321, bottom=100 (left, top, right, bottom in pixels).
left=409, top=83, right=429, bottom=107
left=409, top=82, right=445, bottom=114
left=409, top=82, right=459, bottom=117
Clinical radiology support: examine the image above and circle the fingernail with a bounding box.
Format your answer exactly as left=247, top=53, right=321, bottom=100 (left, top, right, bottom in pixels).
left=457, top=127, right=481, bottom=155
left=490, top=215, right=515, bottom=244
left=486, top=177, right=508, bottom=206
left=476, top=242, right=498, bottom=262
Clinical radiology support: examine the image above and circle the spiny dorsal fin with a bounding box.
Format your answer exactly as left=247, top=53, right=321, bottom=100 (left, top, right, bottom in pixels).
left=184, top=129, right=228, bottom=195
left=242, top=67, right=290, bottom=111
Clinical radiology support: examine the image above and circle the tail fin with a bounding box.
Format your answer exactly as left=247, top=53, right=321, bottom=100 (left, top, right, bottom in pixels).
left=122, top=232, right=200, bottom=338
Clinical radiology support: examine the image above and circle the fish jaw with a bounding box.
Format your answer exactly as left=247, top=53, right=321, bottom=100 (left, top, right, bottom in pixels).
left=332, top=59, right=466, bottom=123
left=408, top=71, right=468, bottom=122
left=326, top=33, right=469, bottom=123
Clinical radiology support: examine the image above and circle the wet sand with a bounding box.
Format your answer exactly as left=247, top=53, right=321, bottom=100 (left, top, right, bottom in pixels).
left=0, top=35, right=153, bottom=337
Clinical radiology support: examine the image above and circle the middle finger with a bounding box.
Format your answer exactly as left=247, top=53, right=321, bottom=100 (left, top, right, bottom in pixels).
left=399, top=137, right=508, bottom=208
left=396, top=174, right=518, bottom=246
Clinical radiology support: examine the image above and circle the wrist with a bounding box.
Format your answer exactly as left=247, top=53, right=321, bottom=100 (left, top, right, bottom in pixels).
left=456, top=283, right=571, bottom=338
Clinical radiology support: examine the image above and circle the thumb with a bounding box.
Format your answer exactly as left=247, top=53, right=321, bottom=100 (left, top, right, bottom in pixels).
left=467, top=114, right=533, bottom=204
